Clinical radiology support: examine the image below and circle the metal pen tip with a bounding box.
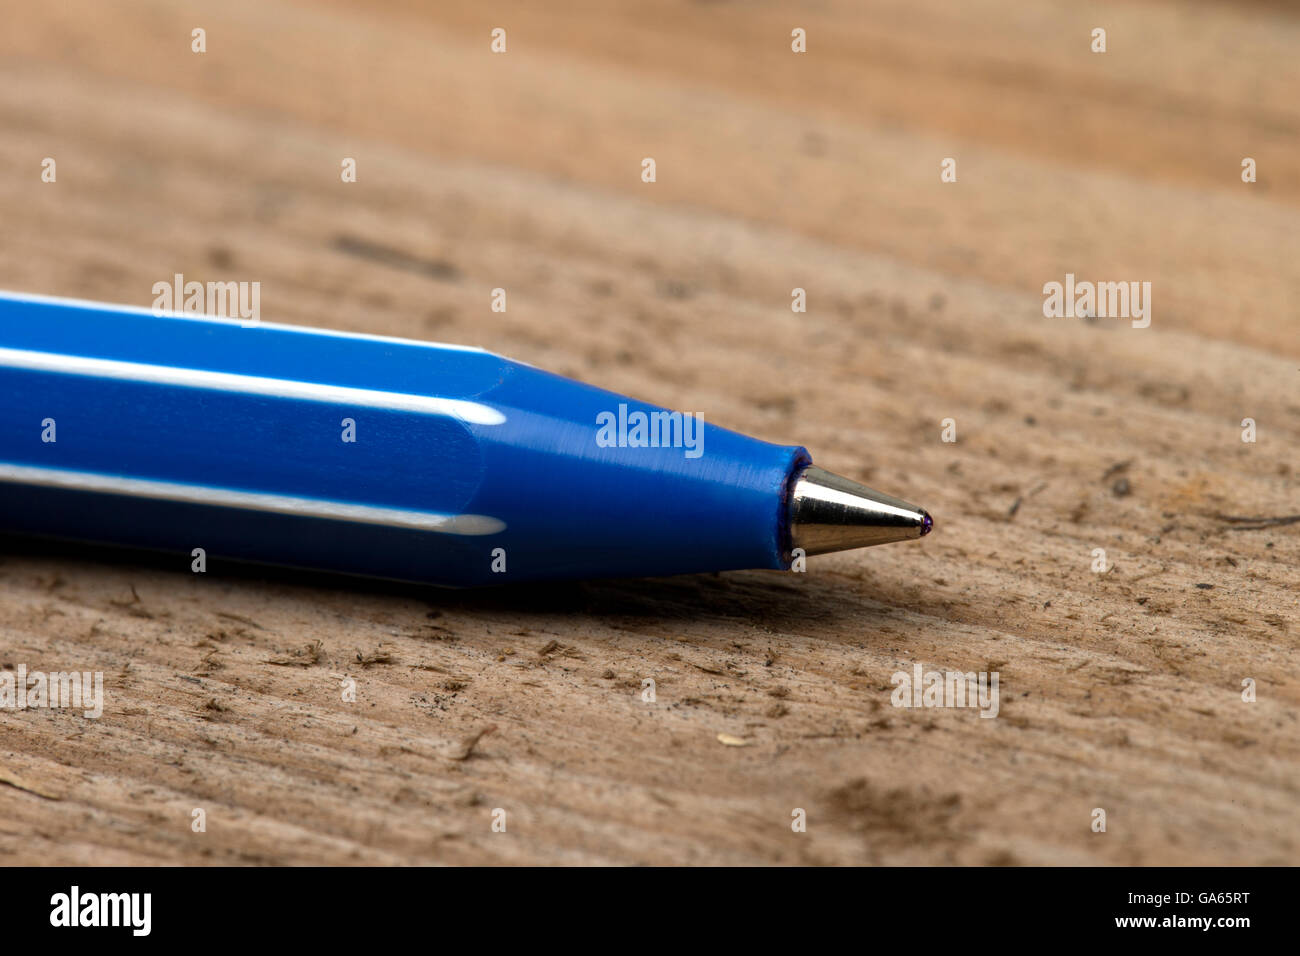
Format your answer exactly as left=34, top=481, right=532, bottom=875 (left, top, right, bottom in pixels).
left=788, top=465, right=933, bottom=555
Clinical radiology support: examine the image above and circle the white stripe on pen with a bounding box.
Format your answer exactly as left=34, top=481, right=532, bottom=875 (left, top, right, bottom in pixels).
left=0, top=289, right=489, bottom=353
left=0, top=463, right=506, bottom=536
left=0, top=347, right=506, bottom=425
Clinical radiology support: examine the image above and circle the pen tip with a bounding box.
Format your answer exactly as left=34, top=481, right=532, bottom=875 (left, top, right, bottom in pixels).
left=788, top=466, right=932, bottom=555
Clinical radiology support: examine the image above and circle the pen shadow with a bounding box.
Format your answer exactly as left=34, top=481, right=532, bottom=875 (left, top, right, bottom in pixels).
left=443, top=570, right=852, bottom=634
left=0, top=534, right=894, bottom=635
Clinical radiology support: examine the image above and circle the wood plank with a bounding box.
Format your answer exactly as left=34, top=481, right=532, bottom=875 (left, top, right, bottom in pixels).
left=0, top=0, right=1295, bottom=865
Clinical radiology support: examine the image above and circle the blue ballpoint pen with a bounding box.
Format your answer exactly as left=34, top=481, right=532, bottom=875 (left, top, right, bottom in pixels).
left=0, top=291, right=931, bottom=586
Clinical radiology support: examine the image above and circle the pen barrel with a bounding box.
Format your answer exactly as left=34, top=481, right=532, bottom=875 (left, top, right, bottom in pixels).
left=0, top=294, right=807, bottom=585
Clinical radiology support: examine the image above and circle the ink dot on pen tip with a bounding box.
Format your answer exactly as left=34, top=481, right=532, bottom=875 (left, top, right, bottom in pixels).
left=920, top=511, right=933, bottom=536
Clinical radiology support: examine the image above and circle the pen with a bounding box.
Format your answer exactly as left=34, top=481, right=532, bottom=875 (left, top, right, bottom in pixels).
left=0, top=291, right=931, bottom=586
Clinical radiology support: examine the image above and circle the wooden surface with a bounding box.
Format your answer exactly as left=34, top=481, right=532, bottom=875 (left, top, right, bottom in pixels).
left=1, top=0, right=1297, bottom=865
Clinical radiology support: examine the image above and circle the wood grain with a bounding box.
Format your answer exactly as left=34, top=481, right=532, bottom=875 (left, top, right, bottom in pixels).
left=0, top=0, right=1296, bottom=865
